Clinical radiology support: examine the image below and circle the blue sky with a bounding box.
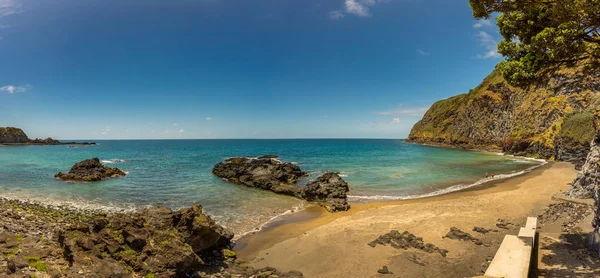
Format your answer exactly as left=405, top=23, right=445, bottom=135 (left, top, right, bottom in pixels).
left=0, top=0, right=502, bottom=139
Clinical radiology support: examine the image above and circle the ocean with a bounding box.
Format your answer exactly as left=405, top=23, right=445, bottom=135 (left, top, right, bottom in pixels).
left=0, top=139, right=543, bottom=237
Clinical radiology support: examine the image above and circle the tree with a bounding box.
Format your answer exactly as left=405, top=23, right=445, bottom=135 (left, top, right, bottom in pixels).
left=469, top=0, right=600, bottom=86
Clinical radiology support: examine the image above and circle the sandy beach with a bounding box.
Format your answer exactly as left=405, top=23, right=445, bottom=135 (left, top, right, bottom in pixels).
left=235, top=162, right=586, bottom=277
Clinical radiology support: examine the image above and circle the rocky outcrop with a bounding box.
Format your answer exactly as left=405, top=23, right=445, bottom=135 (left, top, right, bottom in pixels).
left=55, top=158, right=127, bottom=182
left=212, top=156, right=350, bottom=212
left=368, top=230, right=449, bottom=257
left=0, top=127, right=29, bottom=144
left=0, top=198, right=303, bottom=277
left=554, top=112, right=595, bottom=170
left=407, top=68, right=599, bottom=161
left=566, top=110, right=600, bottom=198
left=299, top=172, right=350, bottom=212
left=212, top=157, right=307, bottom=196
left=0, top=127, right=95, bottom=145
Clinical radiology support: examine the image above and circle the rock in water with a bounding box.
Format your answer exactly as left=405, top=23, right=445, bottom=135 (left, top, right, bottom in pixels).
left=212, top=156, right=307, bottom=196
left=300, top=172, right=350, bottom=212
left=212, top=156, right=351, bottom=212
left=55, top=158, right=127, bottom=181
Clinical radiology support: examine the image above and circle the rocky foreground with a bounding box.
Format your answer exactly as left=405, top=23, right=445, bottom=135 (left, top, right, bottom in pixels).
left=212, top=156, right=350, bottom=212
left=0, top=198, right=303, bottom=278
left=54, top=158, right=127, bottom=182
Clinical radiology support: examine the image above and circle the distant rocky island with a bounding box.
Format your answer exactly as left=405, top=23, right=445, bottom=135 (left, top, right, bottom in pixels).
left=0, top=127, right=95, bottom=146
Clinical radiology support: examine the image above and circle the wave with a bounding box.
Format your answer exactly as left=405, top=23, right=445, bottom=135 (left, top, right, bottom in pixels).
left=232, top=202, right=308, bottom=240
left=0, top=191, right=142, bottom=214
left=349, top=158, right=547, bottom=202
left=101, top=158, right=127, bottom=164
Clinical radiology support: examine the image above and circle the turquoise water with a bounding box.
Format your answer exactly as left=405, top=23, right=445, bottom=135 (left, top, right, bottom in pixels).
left=0, top=139, right=542, bottom=236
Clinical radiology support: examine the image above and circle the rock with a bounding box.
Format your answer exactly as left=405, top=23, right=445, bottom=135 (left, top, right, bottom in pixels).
left=0, top=197, right=302, bottom=277
left=0, top=127, right=29, bottom=144
left=495, top=219, right=515, bottom=230
left=565, top=130, right=600, bottom=198
left=443, top=227, right=483, bottom=245
left=406, top=68, right=599, bottom=161
left=6, top=259, right=16, bottom=274
left=368, top=230, right=448, bottom=257
left=54, top=158, right=127, bottom=182
left=472, top=227, right=497, bottom=234
left=0, top=127, right=96, bottom=145
left=299, top=172, right=350, bottom=212
left=212, top=156, right=307, bottom=193
left=377, top=266, right=392, bottom=274
left=212, top=157, right=350, bottom=212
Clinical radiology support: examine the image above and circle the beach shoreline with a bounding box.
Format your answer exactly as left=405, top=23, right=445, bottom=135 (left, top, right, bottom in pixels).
left=234, top=161, right=581, bottom=277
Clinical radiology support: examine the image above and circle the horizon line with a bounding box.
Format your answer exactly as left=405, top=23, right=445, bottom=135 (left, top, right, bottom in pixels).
left=59, top=137, right=408, bottom=141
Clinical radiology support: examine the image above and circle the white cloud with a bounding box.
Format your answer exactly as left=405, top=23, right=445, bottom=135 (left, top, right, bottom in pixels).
left=1, top=84, right=30, bottom=94
left=330, top=0, right=385, bottom=20
left=377, top=105, right=429, bottom=117
left=178, top=129, right=185, bottom=133
left=476, top=31, right=501, bottom=59
left=205, top=117, right=212, bottom=121
left=173, top=123, right=179, bottom=126
left=391, top=118, right=400, bottom=124
left=101, top=126, right=112, bottom=135
left=473, top=19, right=492, bottom=29
left=417, top=49, right=429, bottom=56
left=0, top=0, right=18, bottom=18
left=345, top=0, right=370, bottom=17
left=329, top=11, right=345, bottom=20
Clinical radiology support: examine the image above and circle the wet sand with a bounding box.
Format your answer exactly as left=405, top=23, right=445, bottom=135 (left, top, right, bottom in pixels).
left=235, top=162, right=579, bottom=278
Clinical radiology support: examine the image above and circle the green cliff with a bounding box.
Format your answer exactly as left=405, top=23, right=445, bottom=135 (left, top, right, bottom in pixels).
left=407, top=66, right=600, bottom=168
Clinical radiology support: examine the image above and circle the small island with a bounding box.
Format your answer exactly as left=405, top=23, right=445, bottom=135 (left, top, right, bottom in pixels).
left=0, top=127, right=95, bottom=146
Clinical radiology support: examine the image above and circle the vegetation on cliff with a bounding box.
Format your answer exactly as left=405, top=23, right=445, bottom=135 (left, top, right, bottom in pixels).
left=408, top=67, right=599, bottom=163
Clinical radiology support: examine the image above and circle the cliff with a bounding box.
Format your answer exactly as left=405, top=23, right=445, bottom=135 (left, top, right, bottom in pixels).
left=0, top=127, right=30, bottom=144
left=407, top=67, right=600, bottom=168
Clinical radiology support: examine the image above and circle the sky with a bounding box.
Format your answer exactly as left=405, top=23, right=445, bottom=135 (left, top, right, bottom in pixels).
left=0, top=0, right=503, bottom=139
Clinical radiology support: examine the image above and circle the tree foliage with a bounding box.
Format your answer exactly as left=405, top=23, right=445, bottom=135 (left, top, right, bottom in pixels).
left=470, top=0, right=600, bottom=86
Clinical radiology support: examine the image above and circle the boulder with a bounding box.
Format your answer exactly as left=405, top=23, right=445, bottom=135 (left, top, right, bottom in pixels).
left=213, top=156, right=351, bottom=212
left=300, top=172, right=350, bottom=212
left=55, top=158, right=127, bottom=181
left=212, top=156, right=307, bottom=195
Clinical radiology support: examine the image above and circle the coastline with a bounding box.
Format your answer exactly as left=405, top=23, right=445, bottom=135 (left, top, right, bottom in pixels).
left=234, top=161, right=579, bottom=277
left=234, top=153, right=547, bottom=242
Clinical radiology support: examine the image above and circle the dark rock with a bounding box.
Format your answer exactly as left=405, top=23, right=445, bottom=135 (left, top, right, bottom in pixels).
left=444, top=227, right=483, bottom=245
left=377, top=266, right=392, bottom=274
left=6, top=260, right=16, bottom=274
left=495, top=219, right=515, bottom=230
left=472, top=227, right=497, bottom=234
left=0, top=127, right=29, bottom=144
left=299, top=172, right=350, bottom=212
left=54, top=158, right=127, bottom=182
left=213, top=156, right=307, bottom=192
left=368, top=230, right=448, bottom=257
left=212, top=156, right=350, bottom=212
left=0, top=127, right=96, bottom=145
